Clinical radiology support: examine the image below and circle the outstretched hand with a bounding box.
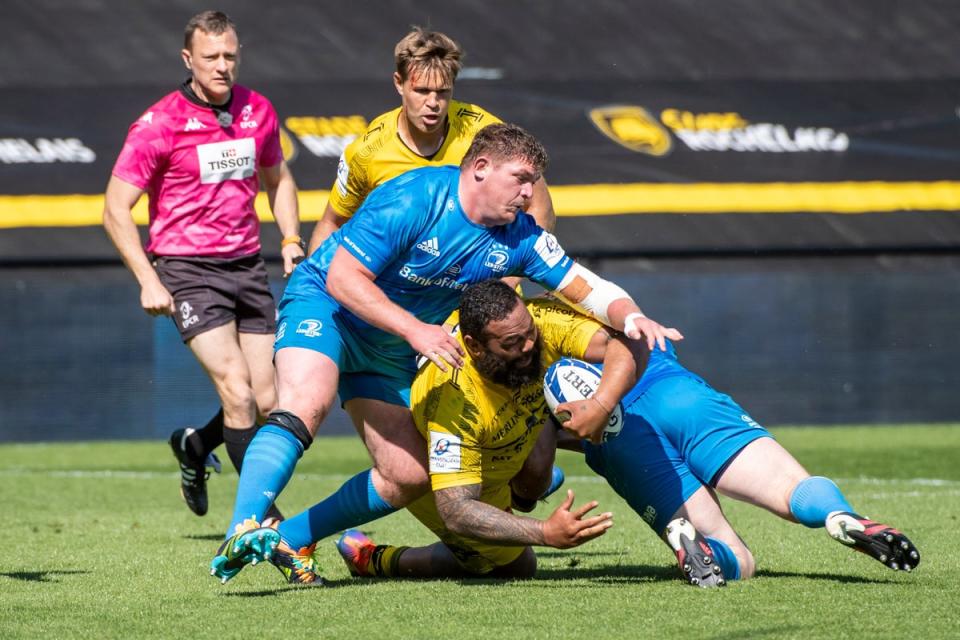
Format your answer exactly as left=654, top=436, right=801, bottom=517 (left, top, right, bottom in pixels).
left=541, top=489, right=613, bottom=549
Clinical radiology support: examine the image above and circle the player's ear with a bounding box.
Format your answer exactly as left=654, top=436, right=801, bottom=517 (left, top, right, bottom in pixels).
left=473, top=157, right=490, bottom=181
left=462, top=333, right=484, bottom=358
left=181, top=49, right=192, bottom=71
left=393, top=72, right=404, bottom=95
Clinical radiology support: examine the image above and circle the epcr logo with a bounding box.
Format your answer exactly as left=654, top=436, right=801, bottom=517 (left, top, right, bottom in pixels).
left=433, top=439, right=451, bottom=456
left=295, top=319, right=323, bottom=338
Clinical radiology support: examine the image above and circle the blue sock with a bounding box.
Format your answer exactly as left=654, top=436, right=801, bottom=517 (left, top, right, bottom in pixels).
left=277, top=469, right=397, bottom=549
left=788, top=476, right=855, bottom=528
left=226, top=424, right=303, bottom=537
left=705, top=537, right=741, bottom=581
left=540, top=466, right=565, bottom=500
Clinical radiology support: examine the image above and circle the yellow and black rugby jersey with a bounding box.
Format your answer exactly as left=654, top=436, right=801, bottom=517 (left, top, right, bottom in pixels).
left=328, top=101, right=500, bottom=218
left=410, top=298, right=603, bottom=507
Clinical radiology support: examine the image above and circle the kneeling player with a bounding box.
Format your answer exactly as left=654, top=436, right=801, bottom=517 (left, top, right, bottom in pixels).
left=339, top=284, right=921, bottom=586
left=332, top=280, right=656, bottom=578
left=226, top=279, right=650, bottom=581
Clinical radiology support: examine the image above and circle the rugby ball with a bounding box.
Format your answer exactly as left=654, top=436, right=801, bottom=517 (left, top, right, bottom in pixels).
left=543, top=358, right=624, bottom=442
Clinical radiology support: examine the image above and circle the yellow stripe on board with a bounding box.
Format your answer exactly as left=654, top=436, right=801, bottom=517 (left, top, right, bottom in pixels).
left=552, top=181, right=960, bottom=215
left=2, top=181, right=959, bottom=228
left=0, top=191, right=333, bottom=229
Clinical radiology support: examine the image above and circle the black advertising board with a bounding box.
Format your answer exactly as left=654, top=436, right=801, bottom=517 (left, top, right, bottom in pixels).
left=2, top=79, right=959, bottom=257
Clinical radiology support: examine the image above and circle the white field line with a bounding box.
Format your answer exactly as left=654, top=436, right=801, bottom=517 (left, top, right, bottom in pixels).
left=0, top=468, right=958, bottom=489
left=0, top=469, right=354, bottom=481
left=863, top=490, right=960, bottom=499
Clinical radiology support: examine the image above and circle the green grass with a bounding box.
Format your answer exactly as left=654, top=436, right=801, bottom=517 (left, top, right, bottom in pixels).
left=1, top=425, right=958, bottom=639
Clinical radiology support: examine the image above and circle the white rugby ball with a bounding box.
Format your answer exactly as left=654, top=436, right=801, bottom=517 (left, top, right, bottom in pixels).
left=543, top=358, right=624, bottom=442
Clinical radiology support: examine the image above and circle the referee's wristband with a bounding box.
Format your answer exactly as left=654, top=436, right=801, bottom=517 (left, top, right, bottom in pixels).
left=281, top=235, right=303, bottom=248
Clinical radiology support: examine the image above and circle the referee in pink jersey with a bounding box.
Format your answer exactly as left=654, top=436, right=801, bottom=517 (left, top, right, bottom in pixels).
left=103, top=10, right=303, bottom=518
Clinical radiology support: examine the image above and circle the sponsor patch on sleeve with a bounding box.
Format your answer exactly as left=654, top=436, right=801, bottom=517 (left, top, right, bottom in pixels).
left=533, top=231, right=565, bottom=268
left=334, top=153, right=350, bottom=197
left=428, top=431, right=462, bottom=473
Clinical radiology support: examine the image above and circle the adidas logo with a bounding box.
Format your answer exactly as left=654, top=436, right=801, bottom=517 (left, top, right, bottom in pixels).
left=184, top=117, right=206, bottom=131
left=416, top=237, right=440, bottom=256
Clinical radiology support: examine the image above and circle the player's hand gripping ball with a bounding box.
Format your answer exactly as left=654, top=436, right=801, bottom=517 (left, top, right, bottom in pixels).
left=544, top=358, right=624, bottom=442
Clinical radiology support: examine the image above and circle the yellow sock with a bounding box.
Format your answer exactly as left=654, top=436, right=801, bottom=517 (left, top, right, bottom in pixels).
left=371, top=545, right=409, bottom=577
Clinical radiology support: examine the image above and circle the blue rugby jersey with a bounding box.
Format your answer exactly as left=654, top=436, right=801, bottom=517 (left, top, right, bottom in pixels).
left=285, top=165, right=572, bottom=335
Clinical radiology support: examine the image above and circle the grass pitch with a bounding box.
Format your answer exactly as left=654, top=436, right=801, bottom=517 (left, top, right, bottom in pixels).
left=1, top=424, right=958, bottom=639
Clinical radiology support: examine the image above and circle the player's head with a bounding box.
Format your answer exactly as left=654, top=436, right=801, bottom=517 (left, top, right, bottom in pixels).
left=460, top=280, right=543, bottom=387
left=393, top=28, right=463, bottom=136
left=460, top=123, right=549, bottom=226
left=181, top=11, right=240, bottom=104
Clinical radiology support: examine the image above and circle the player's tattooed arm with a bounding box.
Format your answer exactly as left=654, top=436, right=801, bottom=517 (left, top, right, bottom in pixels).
left=435, top=484, right=546, bottom=546
left=435, top=484, right=613, bottom=549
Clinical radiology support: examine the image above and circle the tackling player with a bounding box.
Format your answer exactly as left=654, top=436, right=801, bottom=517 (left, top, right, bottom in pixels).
left=309, top=27, right=561, bottom=510
left=209, top=124, right=681, bottom=584
left=103, top=11, right=303, bottom=518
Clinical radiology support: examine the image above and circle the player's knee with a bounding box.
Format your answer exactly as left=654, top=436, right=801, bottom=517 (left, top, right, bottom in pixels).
left=372, top=433, right=430, bottom=491
left=384, top=461, right=430, bottom=493
left=251, top=379, right=277, bottom=418
left=491, top=548, right=537, bottom=579
left=375, top=465, right=429, bottom=507
left=736, top=545, right=756, bottom=579
left=720, top=538, right=755, bottom=579
left=215, top=373, right=257, bottom=415
left=265, top=409, right=314, bottom=451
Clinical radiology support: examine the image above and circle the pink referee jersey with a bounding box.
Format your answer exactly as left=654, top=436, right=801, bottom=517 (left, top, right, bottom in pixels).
left=112, top=85, right=283, bottom=258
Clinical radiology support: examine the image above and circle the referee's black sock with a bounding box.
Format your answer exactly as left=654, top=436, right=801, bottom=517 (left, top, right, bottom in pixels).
left=178, top=409, right=224, bottom=460
left=223, top=424, right=257, bottom=473
left=194, top=408, right=225, bottom=456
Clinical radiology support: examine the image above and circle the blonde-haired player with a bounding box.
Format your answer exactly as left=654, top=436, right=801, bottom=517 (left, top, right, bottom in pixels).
left=307, top=27, right=554, bottom=253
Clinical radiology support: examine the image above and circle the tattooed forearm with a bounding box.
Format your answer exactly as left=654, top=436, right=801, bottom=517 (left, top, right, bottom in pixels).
left=435, top=485, right=546, bottom=546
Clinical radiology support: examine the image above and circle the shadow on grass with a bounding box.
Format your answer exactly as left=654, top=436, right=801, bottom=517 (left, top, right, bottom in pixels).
left=222, top=587, right=314, bottom=597
left=532, top=563, right=677, bottom=584
left=754, top=568, right=896, bottom=584
left=221, top=579, right=356, bottom=596
left=0, top=570, right=89, bottom=582
left=216, top=563, right=899, bottom=597
left=536, top=550, right=626, bottom=559
left=183, top=533, right=225, bottom=541
left=708, top=626, right=805, bottom=639
left=218, top=567, right=677, bottom=596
